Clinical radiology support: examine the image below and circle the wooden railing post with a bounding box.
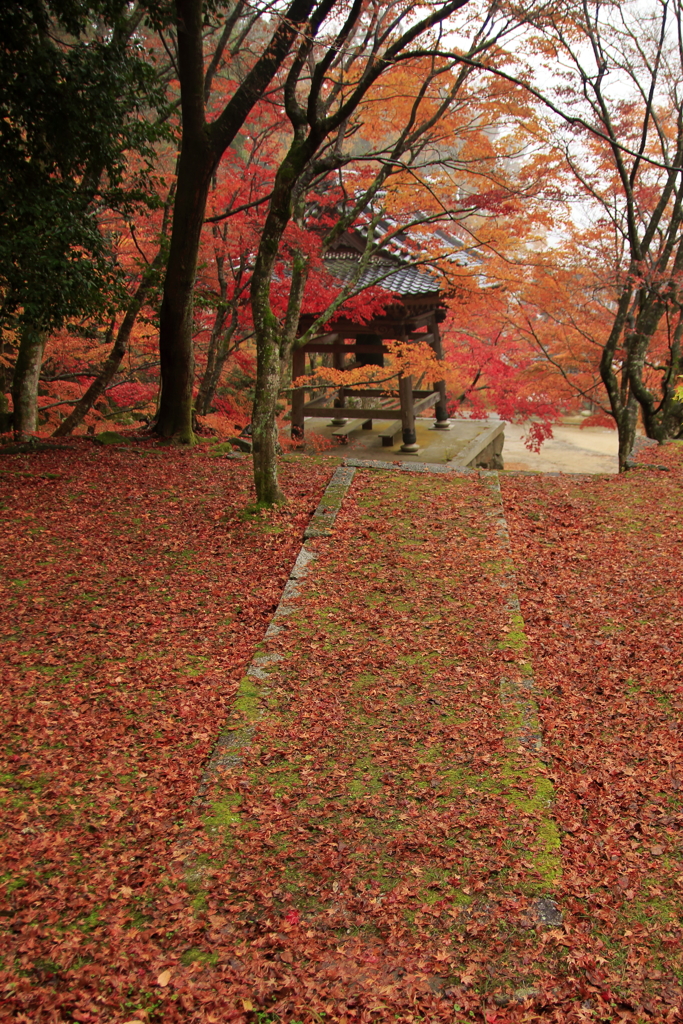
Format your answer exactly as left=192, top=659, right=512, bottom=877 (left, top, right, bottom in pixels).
left=331, top=386, right=348, bottom=426
left=399, top=374, right=419, bottom=452
left=431, top=316, right=450, bottom=428
left=291, top=345, right=306, bottom=441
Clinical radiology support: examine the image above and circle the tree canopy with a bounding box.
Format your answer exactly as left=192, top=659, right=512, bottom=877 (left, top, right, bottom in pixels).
left=2, top=0, right=683, bottom=488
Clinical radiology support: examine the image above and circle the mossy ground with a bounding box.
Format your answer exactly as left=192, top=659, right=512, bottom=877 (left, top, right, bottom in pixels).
left=201, top=470, right=567, bottom=1001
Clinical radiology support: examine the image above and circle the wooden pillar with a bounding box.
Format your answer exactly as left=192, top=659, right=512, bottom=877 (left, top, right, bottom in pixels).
left=331, top=386, right=347, bottom=426
left=291, top=345, right=306, bottom=442
left=332, top=343, right=344, bottom=370
left=329, top=340, right=347, bottom=424
left=430, top=315, right=449, bottom=428
left=399, top=374, right=419, bottom=452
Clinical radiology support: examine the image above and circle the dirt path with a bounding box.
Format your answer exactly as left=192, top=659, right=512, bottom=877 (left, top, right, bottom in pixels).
left=503, top=423, right=619, bottom=474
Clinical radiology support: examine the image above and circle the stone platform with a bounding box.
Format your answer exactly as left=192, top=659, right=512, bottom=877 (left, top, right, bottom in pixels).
left=302, top=415, right=504, bottom=468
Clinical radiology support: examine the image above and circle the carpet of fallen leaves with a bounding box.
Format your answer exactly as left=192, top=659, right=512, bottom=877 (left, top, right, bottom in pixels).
left=1, top=437, right=682, bottom=1024
left=501, top=443, right=683, bottom=1022
left=0, top=439, right=330, bottom=1024
left=193, top=469, right=566, bottom=1022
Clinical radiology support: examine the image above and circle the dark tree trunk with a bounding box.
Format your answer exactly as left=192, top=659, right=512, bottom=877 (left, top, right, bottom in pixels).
left=598, top=288, right=640, bottom=471
left=195, top=244, right=243, bottom=416
left=155, top=138, right=213, bottom=443
left=195, top=317, right=237, bottom=416
left=657, top=313, right=683, bottom=438
left=153, top=0, right=321, bottom=443
left=0, top=333, right=12, bottom=433
left=12, top=326, right=47, bottom=440
left=627, top=239, right=683, bottom=443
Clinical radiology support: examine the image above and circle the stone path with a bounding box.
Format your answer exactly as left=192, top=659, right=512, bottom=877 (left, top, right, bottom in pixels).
left=196, top=466, right=566, bottom=1005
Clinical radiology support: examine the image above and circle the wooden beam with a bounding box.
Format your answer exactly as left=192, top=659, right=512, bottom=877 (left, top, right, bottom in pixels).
left=304, top=394, right=330, bottom=408
left=398, top=374, right=417, bottom=450
left=303, top=393, right=440, bottom=419
left=301, top=343, right=393, bottom=355
left=303, top=406, right=403, bottom=420
left=414, top=392, right=439, bottom=414
left=379, top=421, right=403, bottom=446
left=341, top=389, right=398, bottom=398
left=430, top=314, right=449, bottom=425
left=298, top=309, right=437, bottom=337
left=331, top=418, right=373, bottom=437
left=403, top=333, right=434, bottom=345
left=295, top=331, right=340, bottom=346
left=323, top=387, right=436, bottom=399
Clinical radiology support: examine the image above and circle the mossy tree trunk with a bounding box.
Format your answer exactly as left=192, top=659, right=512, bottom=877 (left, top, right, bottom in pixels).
left=12, top=325, right=47, bottom=440
left=251, top=314, right=286, bottom=505
left=251, top=138, right=313, bottom=505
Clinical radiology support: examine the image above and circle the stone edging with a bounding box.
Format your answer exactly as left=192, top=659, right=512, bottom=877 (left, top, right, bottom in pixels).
left=344, top=457, right=473, bottom=474
left=304, top=465, right=357, bottom=537
left=481, top=471, right=546, bottom=755
left=480, top=470, right=562, bottom=927
left=196, top=465, right=357, bottom=802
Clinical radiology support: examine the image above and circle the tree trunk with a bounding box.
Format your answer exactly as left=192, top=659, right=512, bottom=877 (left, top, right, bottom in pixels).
left=626, top=254, right=683, bottom=442
left=0, top=332, right=12, bottom=433
left=616, top=393, right=639, bottom=472
left=195, top=318, right=237, bottom=416
left=195, top=312, right=225, bottom=415
left=251, top=314, right=286, bottom=505
left=12, top=326, right=47, bottom=440
left=153, top=0, right=320, bottom=443
left=155, top=139, right=213, bottom=443
left=195, top=244, right=242, bottom=416
left=250, top=139, right=312, bottom=503
left=659, top=313, right=683, bottom=438
left=599, top=289, right=639, bottom=471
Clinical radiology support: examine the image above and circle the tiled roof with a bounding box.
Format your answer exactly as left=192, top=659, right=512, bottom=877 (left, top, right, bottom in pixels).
left=324, top=255, right=440, bottom=297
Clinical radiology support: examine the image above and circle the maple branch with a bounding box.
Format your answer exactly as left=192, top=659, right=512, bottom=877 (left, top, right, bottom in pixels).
left=283, top=370, right=402, bottom=393
left=516, top=312, right=610, bottom=414
left=203, top=2, right=258, bottom=103
left=438, top=51, right=683, bottom=177
left=317, top=0, right=472, bottom=141
left=40, top=374, right=158, bottom=413
left=204, top=191, right=274, bottom=223
left=128, top=222, right=150, bottom=266
left=157, top=28, right=179, bottom=81
left=210, top=0, right=337, bottom=157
